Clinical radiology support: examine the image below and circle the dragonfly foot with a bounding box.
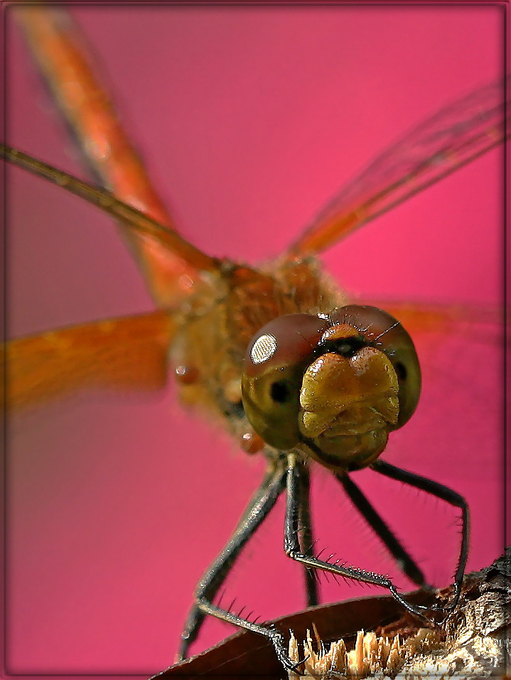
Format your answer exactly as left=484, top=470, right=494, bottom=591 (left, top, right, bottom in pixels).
left=268, top=625, right=309, bottom=672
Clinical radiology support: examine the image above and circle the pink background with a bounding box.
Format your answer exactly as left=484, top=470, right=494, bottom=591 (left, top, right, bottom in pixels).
left=5, top=4, right=505, bottom=677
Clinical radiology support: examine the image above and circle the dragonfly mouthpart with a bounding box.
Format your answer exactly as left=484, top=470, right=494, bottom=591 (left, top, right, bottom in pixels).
left=298, top=346, right=400, bottom=469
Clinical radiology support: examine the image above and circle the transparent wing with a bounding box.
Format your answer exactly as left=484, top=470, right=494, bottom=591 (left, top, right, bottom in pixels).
left=364, top=300, right=504, bottom=343
left=288, top=78, right=509, bottom=256
left=3, top=310, right=175, bottom=411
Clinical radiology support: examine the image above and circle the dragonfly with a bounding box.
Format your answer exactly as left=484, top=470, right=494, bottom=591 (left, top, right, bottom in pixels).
left=5, top=3, right=508, bottom=676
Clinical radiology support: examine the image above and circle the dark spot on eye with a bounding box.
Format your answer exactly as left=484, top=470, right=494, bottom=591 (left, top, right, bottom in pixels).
left=271, top=380, right=290, bottom=403
left=322, top=335, right=366, bottom=358
left=395, top=361, right=407, bottom=381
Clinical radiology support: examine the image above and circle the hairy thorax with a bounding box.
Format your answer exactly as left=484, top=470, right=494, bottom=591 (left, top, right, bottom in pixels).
left=170, top=256, right=345, bottom=453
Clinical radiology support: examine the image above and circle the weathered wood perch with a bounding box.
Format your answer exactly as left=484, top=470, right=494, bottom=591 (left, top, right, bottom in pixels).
left=155, top=548, right=509, bottom=678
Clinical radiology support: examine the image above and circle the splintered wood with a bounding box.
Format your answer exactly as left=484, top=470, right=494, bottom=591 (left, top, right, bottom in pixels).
left=288, top=627, right=441, bottom=678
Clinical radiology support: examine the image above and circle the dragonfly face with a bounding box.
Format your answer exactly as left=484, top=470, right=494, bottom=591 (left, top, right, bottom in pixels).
left=241, top=305, right=420, bottom=467
left=6, top=4, right=504, bottom=674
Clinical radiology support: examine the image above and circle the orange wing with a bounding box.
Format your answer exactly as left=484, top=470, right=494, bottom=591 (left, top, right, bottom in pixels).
left=15, top=5, right=202, bottom=306
left=5, top=3, right=221, bottom=413
left=288, top=78, right=509, bottom=257
left=3, top=311, right=175, bottom=411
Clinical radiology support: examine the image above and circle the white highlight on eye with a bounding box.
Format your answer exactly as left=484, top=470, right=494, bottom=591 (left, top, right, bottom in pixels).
left=250, top=333, right=278, bottom=364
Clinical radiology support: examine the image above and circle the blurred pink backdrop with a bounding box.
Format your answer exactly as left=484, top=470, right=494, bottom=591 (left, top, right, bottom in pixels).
left=5, top=4, right=505, bottom=677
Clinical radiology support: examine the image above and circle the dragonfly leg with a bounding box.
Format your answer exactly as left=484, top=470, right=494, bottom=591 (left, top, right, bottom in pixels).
left=372, top=459, right=469, bottom=616
left=284, top=454, right=433, bottom=623
left=178, top=461, right=301, bottom=670
left=336, top=472, right=434, bottom=590
left=297, top=465, right=319, bottom=607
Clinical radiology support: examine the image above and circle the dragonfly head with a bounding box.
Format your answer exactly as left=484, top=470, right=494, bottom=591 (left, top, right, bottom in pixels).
left=241, top=306, right=421, bottom=471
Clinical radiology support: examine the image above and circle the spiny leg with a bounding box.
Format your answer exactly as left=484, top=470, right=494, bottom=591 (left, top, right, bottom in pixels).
left=372, top=459, right=469, bottom=614
left=178, top=464, right=280, bottom=658
left=284, top=454, right=432, bottom=623
left=178, top=462, right=297, bottom=669
left=336, top=472, right=433, bottom=590
left=297, top=465, right=319, bottom=607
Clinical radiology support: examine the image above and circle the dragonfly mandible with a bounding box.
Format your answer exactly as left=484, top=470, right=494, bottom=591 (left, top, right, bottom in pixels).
left=5, top=4, right=505, bottom=674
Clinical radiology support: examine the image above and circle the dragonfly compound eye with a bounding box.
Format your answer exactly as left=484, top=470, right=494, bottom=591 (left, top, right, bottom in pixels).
left=242, top=314, right=329, bottom=450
